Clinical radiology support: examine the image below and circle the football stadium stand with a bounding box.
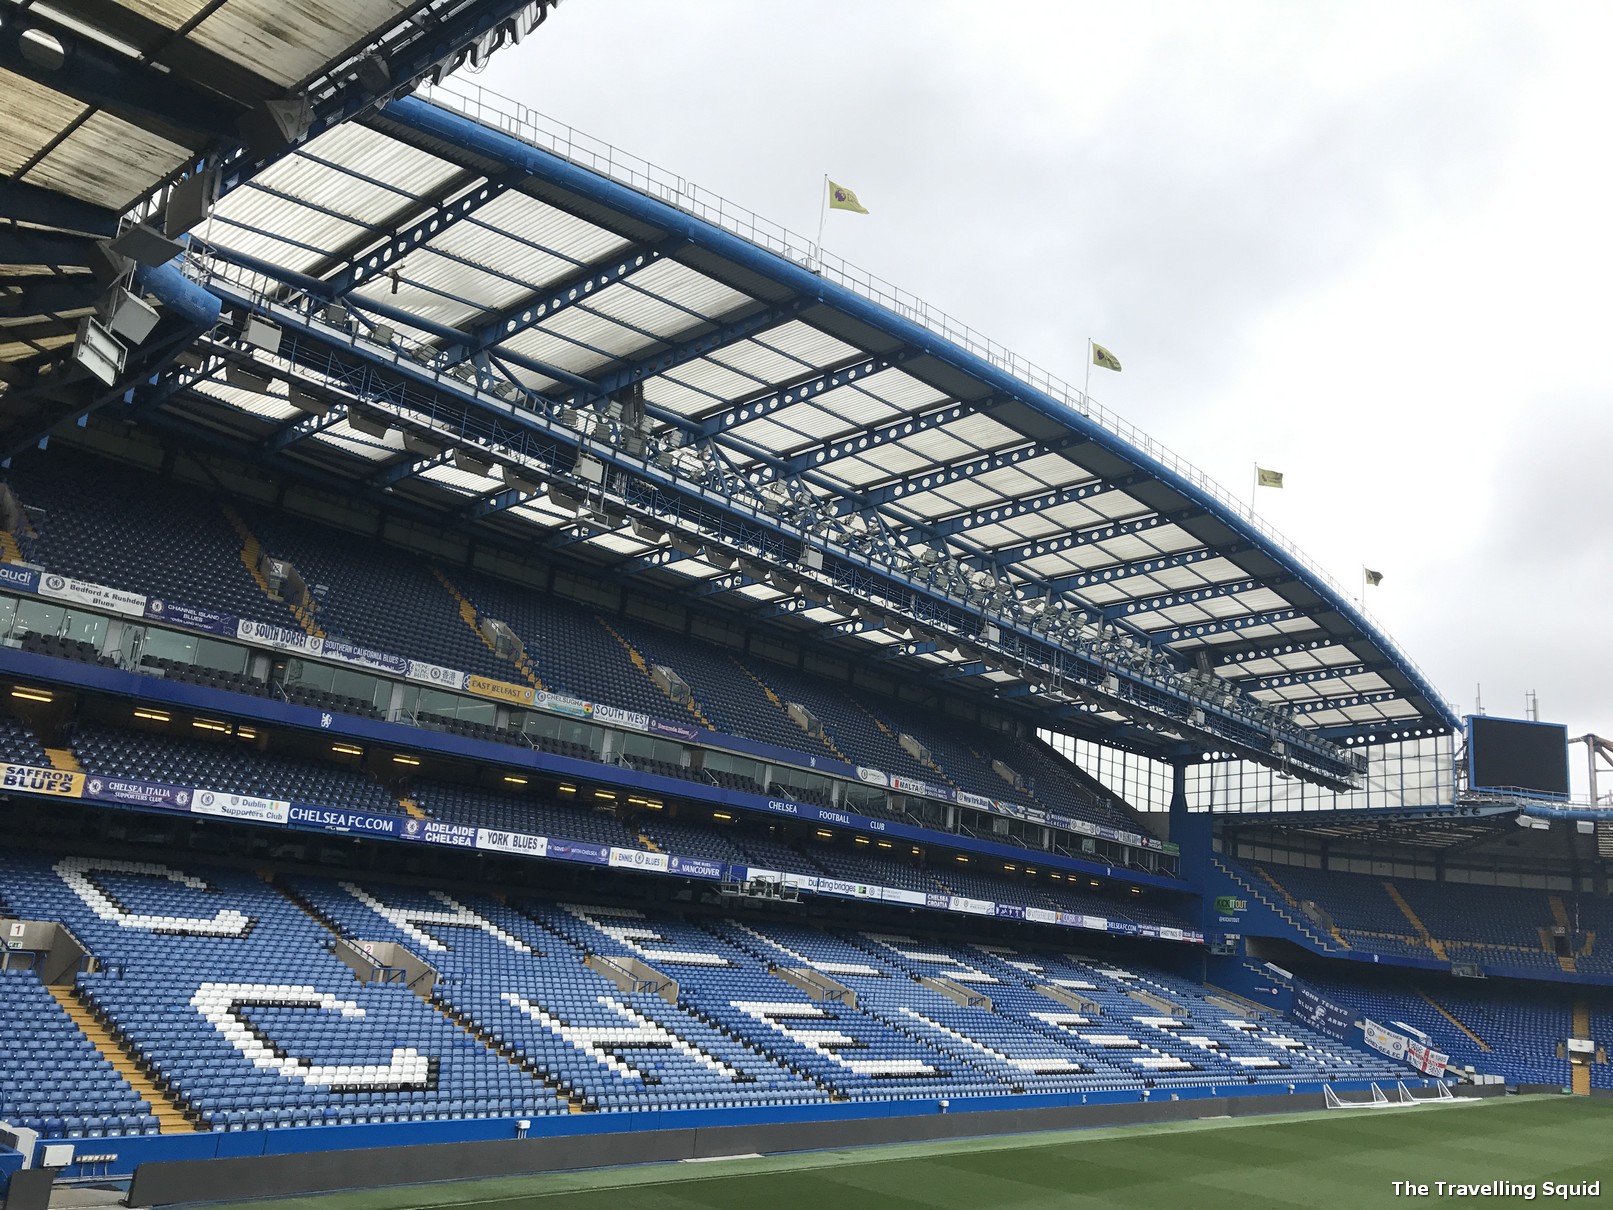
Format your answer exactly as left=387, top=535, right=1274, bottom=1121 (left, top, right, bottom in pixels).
left=0, top=18, right=1609, bottom=1190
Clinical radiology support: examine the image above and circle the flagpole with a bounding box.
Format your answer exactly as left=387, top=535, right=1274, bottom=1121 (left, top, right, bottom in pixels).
left=1084, top=338, right=1092, bottom=402
left=1251, top=463, right=1258, bottom=510
left=816, top=174, right=828, bottom=268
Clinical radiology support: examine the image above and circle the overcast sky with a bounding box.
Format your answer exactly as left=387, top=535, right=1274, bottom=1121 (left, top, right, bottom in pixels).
left=473, top=1, right=1613, bottom=783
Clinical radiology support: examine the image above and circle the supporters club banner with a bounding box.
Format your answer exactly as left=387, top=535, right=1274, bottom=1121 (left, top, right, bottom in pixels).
left=82, top=775, right=191, bottom=811
left=1289, top=986, right=1353, bottom=1042
left=405, top=660, right=467, bottom=692
left=191, top=788, right=290, bottom=825
left=401, top=818, right=478, bottom=848
left=474, top=827, right=548, bottom=858
left=0, top=763, right=84, bottom=798
left=667, top=855, right=724, bottom=881
left=39, top=572, right=146, bottom=617
left=143, top=598, right=238, bottom=638
left=321, top=639, right=409, bottom=677
left=1363, top=1018, right=1408, bottom=1061
left=608, top=846, right=671, bottom=874
left=547, top=838, right=610, bottom=866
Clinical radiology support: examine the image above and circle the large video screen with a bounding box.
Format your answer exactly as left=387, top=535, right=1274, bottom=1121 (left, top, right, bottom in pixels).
left=1467, top=715, right=1570, bottom=798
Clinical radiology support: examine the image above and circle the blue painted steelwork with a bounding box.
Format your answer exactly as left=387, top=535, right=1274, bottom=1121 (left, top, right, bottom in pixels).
left=1289, top=691, right=1402, bottom=716
left=443, top=235, right=688, bottom=365
left=1047, top=543, right=1255, bottom=595
left=778, top=397, right=985, bottom=477
left=930, top=474, right=1147, bottom=538
left=694, top=350, right=914, bottom=438
left=372, top=97, right=1454, bottom=744
left=1233, top=663, right=1385, bottom=693
left=1103, top=576, right=1295, bottom=624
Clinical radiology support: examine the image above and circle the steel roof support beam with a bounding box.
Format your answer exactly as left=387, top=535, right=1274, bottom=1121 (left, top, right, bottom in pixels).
left=324, top=176, right=518, bottom=299
left=1209, top=633, right=1341, bottom=665
left=562, top=298, right=809, bottom=409
left=266, top=406, right=350, bottom=452
left=1044, top=541, right=1255, bottom=595
left=202, top=276, right=1361, bottom=783
left=837, top=437, right=1088, bottom=513
left=0, top=179, right=118, bottom=238
left=0, top=229, right=105, bottom=268
left=0, top=276, right=101, bottom=318
left=445, top=235, right=689, bottom=366
left=0, top=9, right=236, bottom=145
left=694, top=349, right=915, bottom=438
left=366, top=447, right=456, bottom=489
left=1001, top=509, right=1205, bottom=570
left=1232, top=661, right=1386, bottom=693
left=777, top=397, right=983, bottom=477
left=930, top=473, right=1148, bottom=538
left=1103, top=575, right=1296, bottom=624
left=1156, top=606, right=1316, bottom=642
left=1289, top=690, right=1402, bottom=716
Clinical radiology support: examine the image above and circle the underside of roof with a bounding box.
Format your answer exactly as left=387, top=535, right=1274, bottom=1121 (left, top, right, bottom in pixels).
left=0, top=0, right=558, bottom=445
left=4, top=69, right=1457, bottom=791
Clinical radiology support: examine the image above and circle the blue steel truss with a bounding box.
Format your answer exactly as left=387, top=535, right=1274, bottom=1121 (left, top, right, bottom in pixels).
left=106, top=88, right=1464, bottom=785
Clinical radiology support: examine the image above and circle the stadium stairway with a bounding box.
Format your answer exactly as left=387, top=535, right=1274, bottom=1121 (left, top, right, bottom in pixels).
left=1573, top=1000, right=1591, bottom=1094
left=729, top=657, right=851, bottom=763
left=45, top=985, right=198, bottom=1134
left=0, top=527, right=22, bottom=564
left=398, top=796, right=427, bottom=820
left=1549, top=897, right=1578, bottom=972
left=43, top=746, right=81, bottom=774
left=1219, top=861, right=1335, bottom=951
left=1382, top=881, right=1449, bottom=961
left=1417, top=990, right=1491, bottom=1053
left=221, top=503, right=323, bottom=638
left=595, top=616, right=715, bottom=729
left=433, top=568, right=544, bottom=692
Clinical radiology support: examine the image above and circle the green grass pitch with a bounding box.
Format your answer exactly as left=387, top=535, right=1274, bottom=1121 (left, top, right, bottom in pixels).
left=204, top=1096, right=1613, bottom=1210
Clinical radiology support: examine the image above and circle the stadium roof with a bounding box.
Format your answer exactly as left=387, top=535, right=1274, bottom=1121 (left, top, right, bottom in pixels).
left=0, top=0, right=558, bottom=444
left=21, top=80, right=1459, bottom=789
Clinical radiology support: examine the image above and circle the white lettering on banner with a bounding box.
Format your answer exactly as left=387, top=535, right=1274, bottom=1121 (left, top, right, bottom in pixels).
left=501, top=991, right=743, bottom=1081
left=1363, top=1018, right=1408, bottom=1060
left=607, top=848, right=671, bottom=874
left=191, top=983, right=434, bottom=1090
left=341, top=882, right=532, bottom=954
left=191, top=789, right=290, bottom=825
left=55, top=856, right=252, bottom=937
left=405, top=659, right=467, bottom=691
left=474, top=828, right=548, bottom=858
left=593, top=705, right=649, bottom=732
left=235, top=619, right=324, bottom=656
left=731, top=1001, right=936, bottom=1077
left=38, top=573, right=147, bottom=617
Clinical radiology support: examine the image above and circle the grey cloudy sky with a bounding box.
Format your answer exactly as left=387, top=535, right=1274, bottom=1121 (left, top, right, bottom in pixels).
left=474, top=1, right=1613, bottom=770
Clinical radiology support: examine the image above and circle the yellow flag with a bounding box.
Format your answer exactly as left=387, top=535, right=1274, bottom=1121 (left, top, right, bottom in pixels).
left=1364, top=568, right=1384, bottom=587
left=1256, top=466, right=1284, bottom=489
left=1091, top=343, right=1122, bottom=372
left=827, top=180, right=868, bottom=214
